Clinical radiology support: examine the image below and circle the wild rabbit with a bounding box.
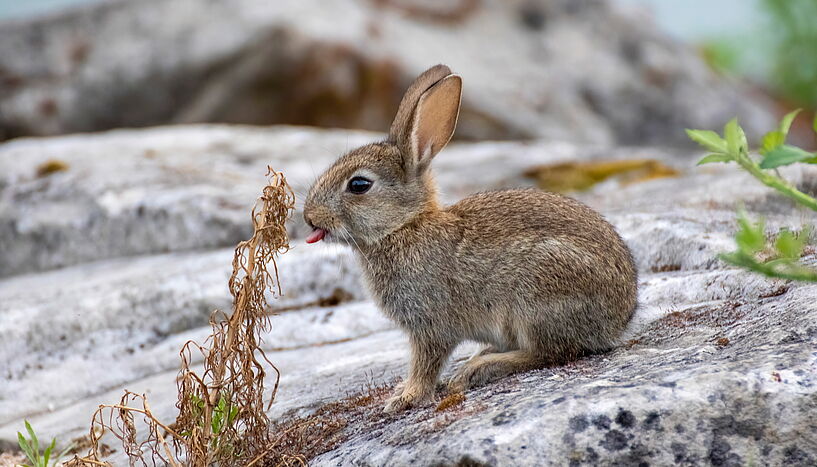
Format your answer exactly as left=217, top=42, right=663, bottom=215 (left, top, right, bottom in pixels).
left=304, top=64, right=637, bottom=413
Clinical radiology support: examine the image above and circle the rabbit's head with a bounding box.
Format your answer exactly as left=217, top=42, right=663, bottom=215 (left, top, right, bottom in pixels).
left=304, top=65, right=462, bottom=246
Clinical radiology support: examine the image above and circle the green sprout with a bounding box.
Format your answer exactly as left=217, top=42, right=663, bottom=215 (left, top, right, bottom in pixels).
left=17, top=421, right=74, bottom=467
left=719, top=209, right=816, bottom=282
left=687, top=110, right=817, bottom=211
left=183, top=393, right=240, bottom=455
left=687, top=110, right=817, bottom=281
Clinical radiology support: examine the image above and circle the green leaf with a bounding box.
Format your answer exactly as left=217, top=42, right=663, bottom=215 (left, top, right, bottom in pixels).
left=697, top=153, right=732, bottom=165
left=724, top=118, right=741, bottom=155
left=18, top=432, right=36, bottom=463
left=190, top=394, right=202, bottom=405
left=813, top=113, right=817, bottom=135
left=212, top=415, right=221, bottom=435
left=43, top=438, right=55, bottom=466
left=776, top=227, right=810, bottom=260
left=760, top=130, right=784, bottom=155
left=735, top=211, right=766, bottom=254
left=737, top=123, right=749, bottom=154
left=212, top=397, right=225, bottom=434
left=775, top=230, right=800, bottom=259
left=686, top=129, right=728, bottom=153
left=760, top=145, right=817, bottom=168
left=779, top=108, right=802, bottom=136
left=25, top=421, right=39, bottom=458
left=228, top=406, right=239, bottom=425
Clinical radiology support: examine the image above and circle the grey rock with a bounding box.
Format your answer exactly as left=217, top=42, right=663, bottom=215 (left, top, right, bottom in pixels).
left=0, top=125, right=370, bottom=276
left=313, top=284, right=817, bottom=466
left=2, top=124, right=810, bottom=277
left=0, top=0, right=774, bottom=145
left=0, top=125, right=647, bottom=276
left=1, top=125, right=815, bottom=466
left=0, top=245, right=371, bottom=425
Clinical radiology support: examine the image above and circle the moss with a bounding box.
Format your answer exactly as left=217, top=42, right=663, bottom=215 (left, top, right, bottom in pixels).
left=650, top=264, right=682, bottom=273
left=435, top=392, right=466, bottom=412
left=35, top=159, right=70, bottom=177
left=525, top=159, right=680, bottom=192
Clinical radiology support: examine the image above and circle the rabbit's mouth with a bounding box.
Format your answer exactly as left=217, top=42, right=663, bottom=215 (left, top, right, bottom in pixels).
left=305, top=228, right=328, bottom=244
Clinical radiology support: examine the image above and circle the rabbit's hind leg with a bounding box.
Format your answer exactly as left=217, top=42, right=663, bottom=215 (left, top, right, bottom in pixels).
left=471, top=344, right=500, bottom=359
left=447, top=350, right=543, bottom=393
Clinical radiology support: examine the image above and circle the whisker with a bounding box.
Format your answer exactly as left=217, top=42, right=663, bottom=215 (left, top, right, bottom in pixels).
left=342, top=226, right=373, bottom=272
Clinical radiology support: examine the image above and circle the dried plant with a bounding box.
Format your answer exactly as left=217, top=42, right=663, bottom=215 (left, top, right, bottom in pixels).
left=69, top=167, right=295, bottom=466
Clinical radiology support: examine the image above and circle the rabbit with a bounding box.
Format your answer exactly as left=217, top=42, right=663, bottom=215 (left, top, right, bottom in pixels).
left=303, top=64, right=637, bottom=413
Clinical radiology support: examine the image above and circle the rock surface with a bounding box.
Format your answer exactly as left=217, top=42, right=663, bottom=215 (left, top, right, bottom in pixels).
left=0, top=0, right=774, bottom=145
left=1, top=125, right=815, bottom=466
left=1, top=124, right=693, bottom=276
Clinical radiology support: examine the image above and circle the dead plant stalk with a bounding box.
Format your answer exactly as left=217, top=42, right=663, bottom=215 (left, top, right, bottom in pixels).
left=69, top=167, right=295, bottom=466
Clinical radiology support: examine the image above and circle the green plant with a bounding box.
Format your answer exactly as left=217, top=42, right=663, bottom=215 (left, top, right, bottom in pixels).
left=185, top=392, right=240, bottom=453
left=721, top=209, right=816, bottom=282
left=17, top=421, right=73, bottom=467
left=687, top=110, right=817, bottom=281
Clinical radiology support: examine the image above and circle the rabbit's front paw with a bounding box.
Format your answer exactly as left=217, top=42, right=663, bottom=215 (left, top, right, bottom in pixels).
left=383, top=394, right=412, bottom=413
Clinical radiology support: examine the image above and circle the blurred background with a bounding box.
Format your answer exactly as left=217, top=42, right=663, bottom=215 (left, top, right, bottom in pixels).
left=2, top=1, right=817, bottom=460
left=1, top=0, right=815, bottom=146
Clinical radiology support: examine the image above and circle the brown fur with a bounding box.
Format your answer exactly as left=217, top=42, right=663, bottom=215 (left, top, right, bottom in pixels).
left=304, top=65, right=637, bottom=412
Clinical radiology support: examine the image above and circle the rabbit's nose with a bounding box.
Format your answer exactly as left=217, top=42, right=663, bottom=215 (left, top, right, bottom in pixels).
left=303, top=208, right=316, bottom=229
left=303, top=203, right=328, bottom=229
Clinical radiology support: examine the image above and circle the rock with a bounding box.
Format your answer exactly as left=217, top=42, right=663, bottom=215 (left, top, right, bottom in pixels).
left=316, top=332, right=815, bottom=466
left=0, top=245, right=371, bottom=425
left=0, top=124, right=689, bottom=276
left=0, top=125, right=367, bottom=276
left=3, top=124, right=810, bottom=277
left=0, top=125, right=815, bottom=466
left=0, top=0, right=774, bottom=145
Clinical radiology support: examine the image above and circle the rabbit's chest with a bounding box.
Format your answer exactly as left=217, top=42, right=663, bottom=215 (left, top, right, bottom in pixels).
left=358, top=254, right=453, bottom=328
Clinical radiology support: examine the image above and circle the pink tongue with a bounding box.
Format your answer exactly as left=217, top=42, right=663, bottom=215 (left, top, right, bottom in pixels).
left=305, top=228, right=326, bottom=244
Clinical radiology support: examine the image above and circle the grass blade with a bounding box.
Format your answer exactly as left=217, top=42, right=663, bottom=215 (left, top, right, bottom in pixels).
left=43, top=438, right=55, bottom=466
left=18, top=433, right=35, bottom=463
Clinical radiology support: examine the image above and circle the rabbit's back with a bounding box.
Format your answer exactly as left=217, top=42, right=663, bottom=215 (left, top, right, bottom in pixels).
left=450, top=189, right=624, bottom=247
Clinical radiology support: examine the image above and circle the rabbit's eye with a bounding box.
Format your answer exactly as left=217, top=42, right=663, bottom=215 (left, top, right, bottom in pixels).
left=347, top=176, right=373, bottom=194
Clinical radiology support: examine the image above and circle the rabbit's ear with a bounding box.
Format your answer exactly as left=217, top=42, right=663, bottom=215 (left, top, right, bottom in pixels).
left=390, top=65, right=461, bottom=174
left=408, top=74, right=462, bottom=172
